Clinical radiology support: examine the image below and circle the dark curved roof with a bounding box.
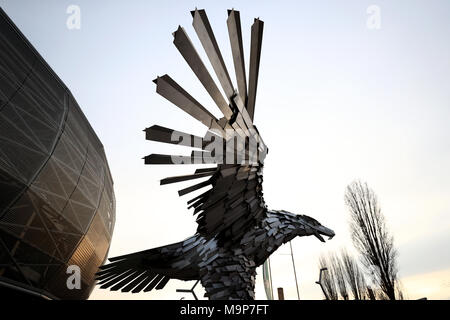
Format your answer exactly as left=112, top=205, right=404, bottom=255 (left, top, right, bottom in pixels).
left=0, top=7, right=115, bottom=299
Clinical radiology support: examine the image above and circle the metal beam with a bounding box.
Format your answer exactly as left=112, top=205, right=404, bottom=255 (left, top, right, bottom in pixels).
left=144, top=153, right=217, bottom=165
left=153, top=74, right=218, bottom=128
left=173, top=26, right=233, bottom=120
left=145, top=125, right=204, bottom=148
left=191, top=9, right=235, bottom=99
left=247, top=18, right=264, bottom=121
left=227, top=9, right=247, bottom=105
left=160, top=171, right=214, bottom=185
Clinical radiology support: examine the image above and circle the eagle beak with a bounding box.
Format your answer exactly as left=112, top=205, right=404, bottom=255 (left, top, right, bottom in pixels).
left=315, top=225, right=335, bottom=241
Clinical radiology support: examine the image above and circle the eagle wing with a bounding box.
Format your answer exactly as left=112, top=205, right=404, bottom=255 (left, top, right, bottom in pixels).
left=145, top=9, right=267, bottom=241
left=96, top=236, right=203, bottom=293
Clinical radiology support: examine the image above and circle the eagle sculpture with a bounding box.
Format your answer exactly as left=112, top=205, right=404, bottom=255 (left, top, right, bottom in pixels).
left=96, top=9, right=334, bottom=300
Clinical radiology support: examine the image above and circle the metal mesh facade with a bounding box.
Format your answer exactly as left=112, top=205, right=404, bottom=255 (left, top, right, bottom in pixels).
left=0, top=8, right=115, bottom=299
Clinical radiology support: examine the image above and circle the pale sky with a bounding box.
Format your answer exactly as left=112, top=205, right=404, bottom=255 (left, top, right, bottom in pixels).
left=1, top=0, right=449, bottom=300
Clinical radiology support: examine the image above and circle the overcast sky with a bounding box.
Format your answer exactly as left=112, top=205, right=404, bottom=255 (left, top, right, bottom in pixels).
left=1, top=0, right=449, bottom=300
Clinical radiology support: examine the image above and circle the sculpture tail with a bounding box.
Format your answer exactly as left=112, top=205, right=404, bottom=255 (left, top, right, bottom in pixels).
left=95, top=236, right=200, bottom=294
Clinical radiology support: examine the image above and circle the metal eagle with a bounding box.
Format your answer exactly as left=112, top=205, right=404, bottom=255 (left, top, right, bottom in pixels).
left=96, top=9, right=334, bottom=300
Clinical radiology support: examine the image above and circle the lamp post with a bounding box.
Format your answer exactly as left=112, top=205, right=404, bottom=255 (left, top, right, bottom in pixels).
left=289, top=241, right=300, bottom=300
left=176, top=280, right=200, bottom=300
left=315, top=267, right=329, bottom=300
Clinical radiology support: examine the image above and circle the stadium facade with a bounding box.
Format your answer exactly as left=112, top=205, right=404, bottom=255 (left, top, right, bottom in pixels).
left=0, top=8, right=115, bottom=299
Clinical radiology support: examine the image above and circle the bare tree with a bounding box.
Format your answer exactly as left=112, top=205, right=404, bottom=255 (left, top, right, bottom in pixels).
left=345, top=180, right=399, bottom=300
left=330, top=253, right=349, bottom=300
left=395, top=280, right=406, bottom=300
left=318, top=255, right=338, bottom=300
left=340, top=249, right=367, bottom=300
left=366, top=286, right=376, bottom=300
